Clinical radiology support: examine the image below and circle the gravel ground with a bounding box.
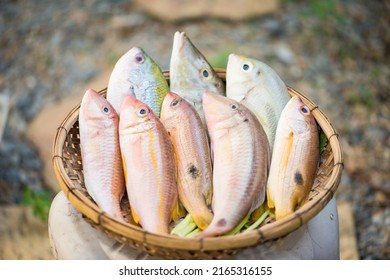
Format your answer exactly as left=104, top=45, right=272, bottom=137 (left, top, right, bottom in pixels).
left=0, top=0, right=389, bottom=259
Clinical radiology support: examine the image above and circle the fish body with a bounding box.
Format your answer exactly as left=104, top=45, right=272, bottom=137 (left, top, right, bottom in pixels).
left=79, top=89, right=125, bottom=222
left=226, top=54, right=290, bottom=152
left=198, top=92, right=270, bottom=238
left=170, top=31, right=225, bottom=126
left=119, top=96, right=178, bottom=234
left=107, top=47, right=169, bottom=117
left=160, top=92, right=213, bottom=230
left=267, top=96, right=319, bottom=220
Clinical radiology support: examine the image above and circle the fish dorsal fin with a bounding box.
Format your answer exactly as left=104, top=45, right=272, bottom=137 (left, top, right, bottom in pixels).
left=170, top=195, right=186, bottom=222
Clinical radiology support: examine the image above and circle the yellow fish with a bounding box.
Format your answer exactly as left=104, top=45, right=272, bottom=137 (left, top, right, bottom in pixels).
left=160, top=92, right=213, bottom=230
left=267, top=96, right=319, bottom=220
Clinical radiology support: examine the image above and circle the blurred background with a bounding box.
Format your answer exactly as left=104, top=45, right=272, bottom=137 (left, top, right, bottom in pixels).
left=0, top=0, right=389, bottom=259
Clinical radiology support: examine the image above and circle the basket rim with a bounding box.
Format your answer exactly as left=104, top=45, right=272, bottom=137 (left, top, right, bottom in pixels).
left=52, top=68, right=343, bottom=253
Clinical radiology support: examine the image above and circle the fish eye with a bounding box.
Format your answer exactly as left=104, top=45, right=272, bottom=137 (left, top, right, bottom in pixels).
left=231, top=104, right=238, bottom=110
left=300, top=105, right=309, bottom=115
left=137, top=107, right=149, bottom=117
left=242, top=63, right=250, bottom=71
left=103, top=106, right=110, bottom=114
left=171, top=98, right=181, bottom=108
left=135, top=54, right=145, bottom=64
left=201, top=68, right=212, bottom=80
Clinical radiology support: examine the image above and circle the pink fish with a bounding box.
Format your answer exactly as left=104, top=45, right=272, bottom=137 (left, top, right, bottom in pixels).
left=198, top=91, right=270, bottom=238
left=119, top=96, right=179, bottom=234
left=79, top=89, right=125, bottom=222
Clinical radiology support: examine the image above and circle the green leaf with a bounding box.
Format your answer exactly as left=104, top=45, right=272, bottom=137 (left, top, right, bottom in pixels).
left=224, top=214, right=250, bottom=236
left=186, top=228, right=201, bottom=238
left=171, top=214, right=197, bottom=237
left=210, top=48, right=233, bottom=69
left=319, top=130, right=328, bottom=154
left=20, top=186, right=52, bottom=221
left=244, top=211, right=269, bottom=233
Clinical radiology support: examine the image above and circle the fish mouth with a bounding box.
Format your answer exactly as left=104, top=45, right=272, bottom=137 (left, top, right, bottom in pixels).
left=227, top=53, right=242, bottom=65
left=82, top=89, right=103, bottom=111
left=173, top=31, right=186, bottom=52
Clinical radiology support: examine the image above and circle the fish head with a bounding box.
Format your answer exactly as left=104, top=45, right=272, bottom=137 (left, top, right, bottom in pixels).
left=284, top=96, right=317, bottom=134
left=79, top=89, right=118, bottom=127
left=202, top=91, right=247, bottom=130
left=170, top=32, right=224, bottom=96
left=160, top=92, right=191, bottom=123
left=119, top=96, right=156, bottom=133
left=122, top=47, right=161, bottom=84
left=227, top=54, right=285, bottom=101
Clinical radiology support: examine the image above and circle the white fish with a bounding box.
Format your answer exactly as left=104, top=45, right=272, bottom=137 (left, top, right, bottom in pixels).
left=107, top=47, right=169, bottom=117
left=170, top=31, right=225, bottom=126
left=226, top=54, right=290, bottom=152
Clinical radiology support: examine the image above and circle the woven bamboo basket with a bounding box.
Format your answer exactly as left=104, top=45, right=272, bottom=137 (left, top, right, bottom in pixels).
left=52, top=69, right=343, bottom=259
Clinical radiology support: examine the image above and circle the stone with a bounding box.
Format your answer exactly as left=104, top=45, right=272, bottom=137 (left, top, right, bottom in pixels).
left=26, top=69, right=112, bottom=193
left=0, top=94, right=9, bottom=144
left=134, top=0, right=279, bottom=22
left=110, top=13, right=146, bottom=32
left=338, top=201, right=359, bottom=260
left=275, top=43, right=295, bottom=64
left=0, top=205, right=53, bottom=259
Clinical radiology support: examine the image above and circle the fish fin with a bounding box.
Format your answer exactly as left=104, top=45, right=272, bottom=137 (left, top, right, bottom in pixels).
left=170, top=196, right=186, bottom=222
left=121, top=156, right=128, bottom=183
left=203, top=187, right=213, bottom=206
left=209, top=140, right=214, bottom=166
left=266, top=184, right=275, bottom=209
left=130, top=208, right=141, bottom=225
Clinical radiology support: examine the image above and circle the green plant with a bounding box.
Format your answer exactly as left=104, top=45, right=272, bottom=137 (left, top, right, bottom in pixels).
left=21, top=186, right=52, bottom=221
left=210, top=48, right=233, bottom=69
left=107, top=52, right=120, bottom=66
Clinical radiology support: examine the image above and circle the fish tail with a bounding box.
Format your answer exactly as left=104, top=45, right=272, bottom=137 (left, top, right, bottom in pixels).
left=196, top=218, right=233, bottom=238
left=170, top=197, right=186, bottom=222
left=192, top=211, right=213, bottom=230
